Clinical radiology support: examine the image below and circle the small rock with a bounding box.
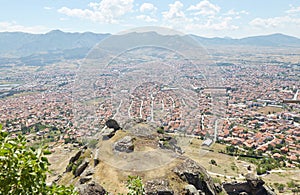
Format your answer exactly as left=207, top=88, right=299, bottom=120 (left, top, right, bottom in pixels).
left=145, top=179, right=174, bottom=195
left=78, top=181, right=107, bottom=195
left=113, top=136, right=134, bottom=153
left=185, top=184, right=199, bottom=195
left=79, top=176, right=92, bottom=184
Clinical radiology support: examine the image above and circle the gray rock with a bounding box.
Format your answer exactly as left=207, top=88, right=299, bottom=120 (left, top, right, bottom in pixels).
left=66, top=150, right=83, bottom=172
left=145, top=179, right=174, bottom=195
left=94, top=149, right=100, bottom=167
left=69, top=150, right=82, bottom=164
left=78, top=181, right=107, bottom=195
left=113, top=136, right=134, bottom=153
left=79, top=176, right=92, bottom=184
left=214, top=183, right=223, bottom=193
left=223, top=174, right=277, bottom=195
left=102, top=128, right=116, bottom=139
left=185, top=184, right=199, bottom=195
left=173, top=159, right=218, bottom=195
left=74, top=159, right=89, bottom=177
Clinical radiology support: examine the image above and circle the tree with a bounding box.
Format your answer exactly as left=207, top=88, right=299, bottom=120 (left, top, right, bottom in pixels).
left=210, top=159, right=217, bottom=166
left=0, top=125, right=77, bottom=194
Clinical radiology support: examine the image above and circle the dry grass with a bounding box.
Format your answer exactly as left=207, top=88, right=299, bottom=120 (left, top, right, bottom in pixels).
left=257, top=106, right=283, bottom=114
left=47, top=145, right=79, bottom=184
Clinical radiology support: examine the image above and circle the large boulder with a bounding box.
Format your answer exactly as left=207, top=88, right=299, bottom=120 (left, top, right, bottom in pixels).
left=173, top=159, right=219, bottom=195
left=105, top=119, right=121, bottom=130
left=145, top=179, right=174, bottom=195
left=113, top=136, right=134, bottom=153
left=78, top=181, right=107, bottom=195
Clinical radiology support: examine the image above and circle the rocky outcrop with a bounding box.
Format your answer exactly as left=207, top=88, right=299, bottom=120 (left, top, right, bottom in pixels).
left=74, top=159, right=89, bottom=177
left=79, top=176, right=92, bottom=184
left=145, top=179, right=174, bottom=195
left=69, top=150, right=82, bottom=164
left=184, top=185, right=199, bottom=195
left=105, top=119, right=121, bottom=130
left=78, top=181, right=107, bottom=195
left=94, top=149, right=100, bottom=167
left=173, top=159, right=220, bottom=195
left=159, top=136, right=184, bottom=154
left=113, top=136, right=134, bottom=153
left=223, top=173, right=276, bottom=195
left=102, top=128, right=117, bottom=139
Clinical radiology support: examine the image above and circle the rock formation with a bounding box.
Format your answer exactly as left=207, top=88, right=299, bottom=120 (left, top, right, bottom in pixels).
left=78, top=181, right=107, bottom=195
left=223, top=173, right=276, bottom=195
left=145, top=179, right=174, bottom=195
left=113, top=136, right=134, bottom=153
left=173, top=159, right=221, bottom=195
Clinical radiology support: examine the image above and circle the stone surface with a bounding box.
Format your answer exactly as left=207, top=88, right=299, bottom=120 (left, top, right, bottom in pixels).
left=173, top=159, right=218, bottom=195
left=113, top=136, right=134, bottom=153
left=223, top=173, right=277, bottom=195
left=69, top=150, right=82, bottom=164
left=78, top=181, right=107, bottom=195
left=102, top=128, right=116, bottom=139
left=79, top=176, right=92, bottom=184
left=184, top=184, right=199, bottom=195
left=145, top=179, right=174, bottom=195
left=74, top=160, right=89, bottom=177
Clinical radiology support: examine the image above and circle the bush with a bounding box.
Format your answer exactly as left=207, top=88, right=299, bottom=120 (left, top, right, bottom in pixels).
left=210, top=159, right=217, bottom=166
left=126, top=175, right=145, bottom=195
left=0, top=125, right=77, bottom=194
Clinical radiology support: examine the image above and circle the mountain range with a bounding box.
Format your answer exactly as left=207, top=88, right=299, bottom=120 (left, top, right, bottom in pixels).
left=0, top=30, right=300, bottom=66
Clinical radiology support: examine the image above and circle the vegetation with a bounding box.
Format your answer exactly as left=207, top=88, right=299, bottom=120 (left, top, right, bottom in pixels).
left=0, top=124, right=77, bottom=194
left=157, top=126, right=164, bottom=134
left=210, top=159, right=217, bottom=166
left=126, top=175, right=145, bottom=195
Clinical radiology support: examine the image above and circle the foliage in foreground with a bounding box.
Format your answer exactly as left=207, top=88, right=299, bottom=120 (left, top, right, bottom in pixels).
left=0, top=124, right=77, bottom=195
left=126, top=175, right=145, bottom=195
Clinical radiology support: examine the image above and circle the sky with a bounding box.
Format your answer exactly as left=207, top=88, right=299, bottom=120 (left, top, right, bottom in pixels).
left=1, top=0, right=300, bottom=38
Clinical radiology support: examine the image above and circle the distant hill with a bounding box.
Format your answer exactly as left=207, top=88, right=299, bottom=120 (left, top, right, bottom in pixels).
left=191, top=33, right=300, bottom=47
left=0, top=30, right=300, bottom=66
left=0, top=30, right=109, bottom=57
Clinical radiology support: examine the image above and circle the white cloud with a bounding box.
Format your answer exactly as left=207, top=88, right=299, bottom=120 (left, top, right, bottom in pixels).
left=286, top=5, right=300, bottom=14
left=250, top=16, right=300, bottom=28
left=186, top=16, right=238, bottom=31
left=187, top=0, right=220, bottom=16
left=225, top=9, right=249, bottom=16
left=58, top=0, right=134, bottom=24
left=0, top=21, right=49, bottom=33
left=44, top=6, right=53, bottom=10
left=162, top=1, right=186, bottom=20
left=136, top=15, right=157, bottom=22
left=140, top=3, right=157, bottom=13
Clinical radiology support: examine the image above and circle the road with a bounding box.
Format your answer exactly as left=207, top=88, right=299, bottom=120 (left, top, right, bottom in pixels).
left=214, top=119, right=218, bottom=142
left=139, top=100, right=143, bottom=118
left=293, top=89, right=299, bottom=100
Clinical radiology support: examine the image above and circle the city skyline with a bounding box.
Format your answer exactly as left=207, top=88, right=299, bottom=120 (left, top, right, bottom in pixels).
left=1, top=0, right=300, bottom=38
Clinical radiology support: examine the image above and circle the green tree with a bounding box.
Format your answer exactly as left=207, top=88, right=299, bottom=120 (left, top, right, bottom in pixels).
left=210, top=159, right=217, bottom=166
left=0, top=125, right=77, bottom=195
